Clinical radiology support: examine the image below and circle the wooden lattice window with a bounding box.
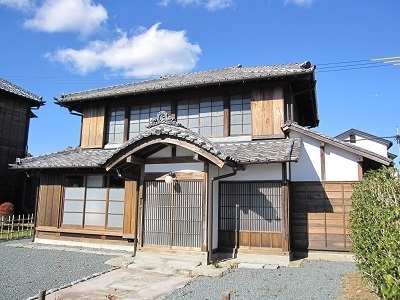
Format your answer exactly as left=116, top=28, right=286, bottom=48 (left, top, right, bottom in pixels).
left=62, top=175, right=125, bottom=230
left=177, top=97, right=223, bottom=137
left=129, top=102, right=171, bottom=138
left=230, top=94, right=251, bottom=135
left=106, top=107, right=125, bottom=143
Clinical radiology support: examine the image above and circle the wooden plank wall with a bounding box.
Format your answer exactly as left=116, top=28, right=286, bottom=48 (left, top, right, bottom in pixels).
left=81, top=105, right=105, bottom=148
left=37, top=171, right=63, bottom=227
left=123, top=180, right=138, bottom=237
left=0, top=93, right=30, bottom=213
left=291, top=182, right=354, bottom=251
left=251, top=86, right=284, bottom=137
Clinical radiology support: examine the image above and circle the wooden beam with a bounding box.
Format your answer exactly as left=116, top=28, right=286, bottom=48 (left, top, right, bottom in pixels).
left=126, top=155, right=145, bottom=165
left=320, top=142, right=326, bottom=181
left=106, top=137, right=225, bottom=170
left=145, top=156, right=194, bottom=164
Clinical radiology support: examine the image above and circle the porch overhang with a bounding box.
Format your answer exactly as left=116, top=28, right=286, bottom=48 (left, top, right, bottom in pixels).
left=104, top=112, right=230, bottom=171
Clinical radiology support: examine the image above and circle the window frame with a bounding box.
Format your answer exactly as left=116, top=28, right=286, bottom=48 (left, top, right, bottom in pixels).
left=62, top=175, right=125, bottom=231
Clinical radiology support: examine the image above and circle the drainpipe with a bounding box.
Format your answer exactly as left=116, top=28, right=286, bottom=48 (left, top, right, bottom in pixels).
left=208, top=165, right=243, bottom=264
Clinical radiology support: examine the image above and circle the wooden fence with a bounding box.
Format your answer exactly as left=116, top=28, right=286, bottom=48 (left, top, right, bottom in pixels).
left=0, top=214, right=35, bottom=240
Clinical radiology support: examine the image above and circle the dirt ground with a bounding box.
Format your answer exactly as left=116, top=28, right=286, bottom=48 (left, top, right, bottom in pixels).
left=339, top=271, right=379, bottom=300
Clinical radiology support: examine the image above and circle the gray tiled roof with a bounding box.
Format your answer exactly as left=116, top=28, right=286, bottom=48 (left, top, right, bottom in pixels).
left=56, top=62, right=314, bottom=103
left=10, top=138, right=299, bottom=170
left=10, top=147, right=114, bottom=169
left=0, top=77, right=43, bottom=104
left=217, top=138, right=301, bottom=163
left=282, top=121, right=393, bottom=166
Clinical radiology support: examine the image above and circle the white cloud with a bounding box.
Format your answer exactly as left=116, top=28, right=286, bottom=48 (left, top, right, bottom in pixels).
left=160, top=0, right=234, bottom=10
left=284, top=0, right=315, bottom=7
left=205, top=0, right=234, bottom=11
left=0, top=0, right=33, bottom=10
left=23, top=0, right=108, bottom=36
left=45, top=23, right=201, bottom=76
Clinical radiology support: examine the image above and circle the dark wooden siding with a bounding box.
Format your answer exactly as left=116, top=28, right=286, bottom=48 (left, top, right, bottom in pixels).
left=0, top=93, right=31, bottom=213
left=37, top=171, right=63, bottom=227
left=291, top=182, right=354, bottom=251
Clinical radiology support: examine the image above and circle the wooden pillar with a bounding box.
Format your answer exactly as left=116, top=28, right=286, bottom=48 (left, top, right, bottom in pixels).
left=138, top=166, right=146, bottom=247
left=357, top=156, right=363, bottom=181
left=320, top=142, right=326, bottom=181
left=281, top=163, right=290, bottom=253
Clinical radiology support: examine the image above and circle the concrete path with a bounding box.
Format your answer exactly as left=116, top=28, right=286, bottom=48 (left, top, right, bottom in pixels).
left=47, top=251, right=290, bottom=300
left=50, top=268, right=191, bottom=300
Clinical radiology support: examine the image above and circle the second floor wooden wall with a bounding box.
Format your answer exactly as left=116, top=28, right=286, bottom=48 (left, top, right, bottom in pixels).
left=80, top=85, right=290, bottom=149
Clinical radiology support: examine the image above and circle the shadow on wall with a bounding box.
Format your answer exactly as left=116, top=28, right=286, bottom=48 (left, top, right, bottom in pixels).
left=218, top=181, right=283, bottom=250
left=290, top=181, right=353, bottom=253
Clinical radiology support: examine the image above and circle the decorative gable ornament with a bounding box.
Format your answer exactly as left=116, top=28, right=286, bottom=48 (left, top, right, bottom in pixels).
left=147, top=111, right=185, bottom=129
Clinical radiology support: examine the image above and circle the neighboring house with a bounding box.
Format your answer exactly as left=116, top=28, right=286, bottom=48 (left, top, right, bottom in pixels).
left=9, top=62, right=394, bottom=263
left=0, top=78, right=44, bottom=214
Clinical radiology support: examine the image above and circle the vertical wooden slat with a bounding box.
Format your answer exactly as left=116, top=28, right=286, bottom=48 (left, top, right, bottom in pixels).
left=123, top=181, right=138, bottom=237
left=81, top=105, right=105, bottom=148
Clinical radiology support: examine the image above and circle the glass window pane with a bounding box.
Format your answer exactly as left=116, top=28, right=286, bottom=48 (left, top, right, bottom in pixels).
left=243, top=114, right=252, bottom=124
left=231, top=115, right=242, bottom=125
left=212, top=126, right=223, bottom=136
left=188, top=118, right=198, bottom=128
left=107, top=215, right=123, bottom=228
left=65, top=187, right=85, bottom=199
left=64, top=200, right=84, bottom=212
left=199, top=127, right=211, bottom=136
left=65, top=176, right=84, bottom=187
left=86, top=200, right=106, bottom=213
left=109, top=188, right=125, bottom=200
left=108, top=201, right=124, bottom=214
left=85, top=213, right=105, bottom=226
left=86, top=188, right=107, bottom=200
left=63, top=213, right=83, bottom=225
left=231, top=125, right=242, bottom=135
left=87, top=176, right=104, bottom=188
left=213, top=116, right=224, bottom=125
left=243, top=124, right=252, bottom=134
left=200, top=117, right=211, bottom=126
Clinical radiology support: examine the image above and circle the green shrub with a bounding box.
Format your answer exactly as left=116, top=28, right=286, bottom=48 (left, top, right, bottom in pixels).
left=349, top=166, right=400, bottom=299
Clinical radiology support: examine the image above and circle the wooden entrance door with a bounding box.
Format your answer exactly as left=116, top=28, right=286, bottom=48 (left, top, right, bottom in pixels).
left=143, top=180, right=203, bottom=248
left=219, top=181, right=283, bottom=249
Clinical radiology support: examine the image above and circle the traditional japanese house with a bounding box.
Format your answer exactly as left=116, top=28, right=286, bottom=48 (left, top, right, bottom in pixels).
left=10, top=62, right=394, bottom=263
left=0, top=78, right=44, bottom=214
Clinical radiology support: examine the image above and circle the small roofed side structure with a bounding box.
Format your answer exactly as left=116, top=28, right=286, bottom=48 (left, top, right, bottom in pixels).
left=1, top=77, right=45, bottom=213
left=335, top=128, right=396, bottom=160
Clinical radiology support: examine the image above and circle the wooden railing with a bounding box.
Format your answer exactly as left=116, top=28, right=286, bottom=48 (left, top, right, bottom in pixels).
left=0, top=214, right=35, bottom=240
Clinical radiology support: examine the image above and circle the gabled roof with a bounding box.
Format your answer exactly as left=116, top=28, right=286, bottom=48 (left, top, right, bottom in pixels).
left=281, top=121, right=393, bottom=166
left=335, top=128, right=393, bottom=149
left=55, top=61, right=315, bottom=104
left=0, top=77, right=44, bottom=105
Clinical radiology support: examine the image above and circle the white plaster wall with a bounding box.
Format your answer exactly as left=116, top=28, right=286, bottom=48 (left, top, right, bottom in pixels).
left=148, top=146, right=172, bottom=158
left=218, top=164, right=282, bottom=181
left=176, top=147, right=194, bottom=157
left=325, top=145, right=359, bottom=181
left=290, top=132, right=322, bottom=181
left=144, top=162, right=204, bottom=172
left=353, top=134, right=388, bottom=157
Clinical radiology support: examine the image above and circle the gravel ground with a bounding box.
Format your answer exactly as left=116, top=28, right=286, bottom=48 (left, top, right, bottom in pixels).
left=166, top=260, right=357, bottom=300
left=0, top=238, right=119, bottom=300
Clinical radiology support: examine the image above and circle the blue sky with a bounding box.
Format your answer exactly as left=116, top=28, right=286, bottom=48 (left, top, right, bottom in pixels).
left=0, top=0, right=399, bottom=165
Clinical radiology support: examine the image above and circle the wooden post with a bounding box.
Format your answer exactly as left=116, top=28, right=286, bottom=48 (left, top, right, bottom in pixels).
left=38, top=289, right=46, bottom=300
left=222, top=292, right=231, bottom=300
